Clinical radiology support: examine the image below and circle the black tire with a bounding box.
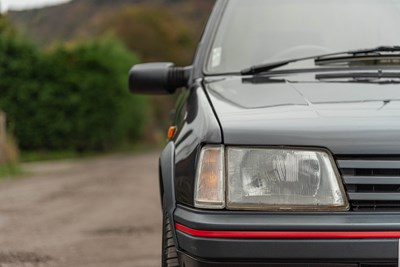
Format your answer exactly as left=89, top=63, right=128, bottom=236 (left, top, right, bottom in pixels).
left=162, top=203, right=180, bottom=267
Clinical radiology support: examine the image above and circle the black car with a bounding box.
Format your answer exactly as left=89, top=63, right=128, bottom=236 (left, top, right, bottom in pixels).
left=129, top=0, right=400, bottom=266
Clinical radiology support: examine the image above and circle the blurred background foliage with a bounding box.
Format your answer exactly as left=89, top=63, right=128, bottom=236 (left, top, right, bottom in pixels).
left=0, top=0, right=215, bottom=160
left=106, top=5, right=195, bottom=66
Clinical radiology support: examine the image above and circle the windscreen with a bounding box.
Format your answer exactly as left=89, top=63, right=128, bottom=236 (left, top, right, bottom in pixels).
left=207, top=0, right=400, bottom=73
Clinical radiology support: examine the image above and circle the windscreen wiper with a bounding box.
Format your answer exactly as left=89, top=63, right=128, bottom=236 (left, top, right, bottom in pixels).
left=316, top=71, right=400, bottom=80
left=315, top=46, right=400, bottom=66
left=316, top=71, right=400, bottom=85
left=240, top=55, right=320, bottom=75
left=240, top=46, right=400, bottom=75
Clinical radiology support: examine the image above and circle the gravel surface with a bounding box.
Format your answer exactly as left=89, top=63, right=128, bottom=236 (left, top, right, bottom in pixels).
left=0, top=152, right=162, bottom=267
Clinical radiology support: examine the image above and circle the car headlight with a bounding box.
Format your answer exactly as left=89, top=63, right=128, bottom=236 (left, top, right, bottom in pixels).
left=194, top=146, right=349, bottom=211
left=194, top=146, right=225, bottom=209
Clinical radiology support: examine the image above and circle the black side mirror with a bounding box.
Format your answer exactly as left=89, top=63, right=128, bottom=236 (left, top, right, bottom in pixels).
left=129, top=62, right=191, bottom=95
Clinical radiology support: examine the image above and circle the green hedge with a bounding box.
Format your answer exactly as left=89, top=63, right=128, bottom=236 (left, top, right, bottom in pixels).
left=0, top=33, right=148, bottom=151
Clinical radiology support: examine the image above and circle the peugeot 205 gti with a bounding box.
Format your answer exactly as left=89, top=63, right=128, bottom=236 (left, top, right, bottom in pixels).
left=129, top=0, right=400, bottom=266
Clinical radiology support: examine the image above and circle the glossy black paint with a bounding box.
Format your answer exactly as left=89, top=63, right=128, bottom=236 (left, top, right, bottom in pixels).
left=178, top=255, right=365, bottom=267
left=174, top=205, right=400, bottom=231
left=172, top=80, right=222, bottom=207
left=177, top=234, right=398, bottom=263
left=205, top=69, right=400, bottom=155
left=171, top=68, right=400, bottom=208
left=160, top=142, right=176, bottom=215
left=175, top=207, right=400, bottom=265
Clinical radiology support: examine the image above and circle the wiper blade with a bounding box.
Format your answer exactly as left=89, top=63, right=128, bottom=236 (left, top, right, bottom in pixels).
left=241, top=46, right=400, bottom=75
left=316, top=71, right=400, bottom=84
left=321, top=45, right=400, bottom=56
left=315, top=46, right=400, bottom=66
left=240, top=55, right=318, bottom=75
left=316, top=71, right=400, bottom=80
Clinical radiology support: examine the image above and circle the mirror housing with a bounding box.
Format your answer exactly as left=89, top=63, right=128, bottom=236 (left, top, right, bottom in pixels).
left=129, top=63, right=192, bottom=95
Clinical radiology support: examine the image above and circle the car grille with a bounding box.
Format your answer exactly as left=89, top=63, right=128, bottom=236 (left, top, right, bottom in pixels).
left=337, top=158, right=400, bottom=211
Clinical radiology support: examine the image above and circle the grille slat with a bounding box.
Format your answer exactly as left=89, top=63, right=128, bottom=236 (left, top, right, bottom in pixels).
left=337, top=160, right=400, bottom=169
left=348, top=193, right=400, bottom=201
left=344, top=175, right=400, bottom=185
left=343, top=175, right=400, bottom=185
left=338, top=158, right=400, bottom=211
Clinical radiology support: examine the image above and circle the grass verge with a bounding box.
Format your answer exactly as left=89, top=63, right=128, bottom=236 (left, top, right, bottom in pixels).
left=0, top=163, right=24, bottom=179
left=20, top=150, right=81, bottom=163
left=20, top=142, right=163, bottom=163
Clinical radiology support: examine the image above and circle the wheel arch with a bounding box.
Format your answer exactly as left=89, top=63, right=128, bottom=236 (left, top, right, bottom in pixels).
left=159, top=141, right=176, bottom=216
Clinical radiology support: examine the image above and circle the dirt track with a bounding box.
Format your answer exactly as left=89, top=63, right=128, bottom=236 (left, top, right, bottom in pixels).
left=0, top=152, right=162, bottom=267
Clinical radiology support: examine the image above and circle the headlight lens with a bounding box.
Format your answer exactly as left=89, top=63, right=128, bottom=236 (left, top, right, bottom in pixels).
left=226, top=147, right=349, bottom=211
left=194, top=146, right=225, bottom=209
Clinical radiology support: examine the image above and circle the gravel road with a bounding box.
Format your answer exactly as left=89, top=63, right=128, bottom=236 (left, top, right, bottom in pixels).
left=0, top=152, right=162, bottom=267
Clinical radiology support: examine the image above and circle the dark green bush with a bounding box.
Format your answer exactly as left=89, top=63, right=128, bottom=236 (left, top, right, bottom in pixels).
left=0, top=32, right=148, bottom=151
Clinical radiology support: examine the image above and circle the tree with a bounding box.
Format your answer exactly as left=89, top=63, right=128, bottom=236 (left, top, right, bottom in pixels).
left=0, top=28, right=148, bottom=151
left=106, top=5, right=195, bottom=66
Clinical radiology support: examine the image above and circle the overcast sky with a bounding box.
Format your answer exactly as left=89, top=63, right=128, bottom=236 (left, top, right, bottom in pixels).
left=1, top=0, right=72, bottom=12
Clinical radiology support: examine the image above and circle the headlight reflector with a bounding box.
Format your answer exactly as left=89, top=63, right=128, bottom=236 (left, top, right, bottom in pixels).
left=226, top=147, right=348, bottom=211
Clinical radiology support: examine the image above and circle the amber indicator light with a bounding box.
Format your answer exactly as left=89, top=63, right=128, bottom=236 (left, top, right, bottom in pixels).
left=167, top=126, right=177, bottom=139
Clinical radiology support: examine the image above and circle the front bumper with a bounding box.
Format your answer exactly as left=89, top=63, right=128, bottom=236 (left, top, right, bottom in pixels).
left=174, top=205, right=400, bottom=266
